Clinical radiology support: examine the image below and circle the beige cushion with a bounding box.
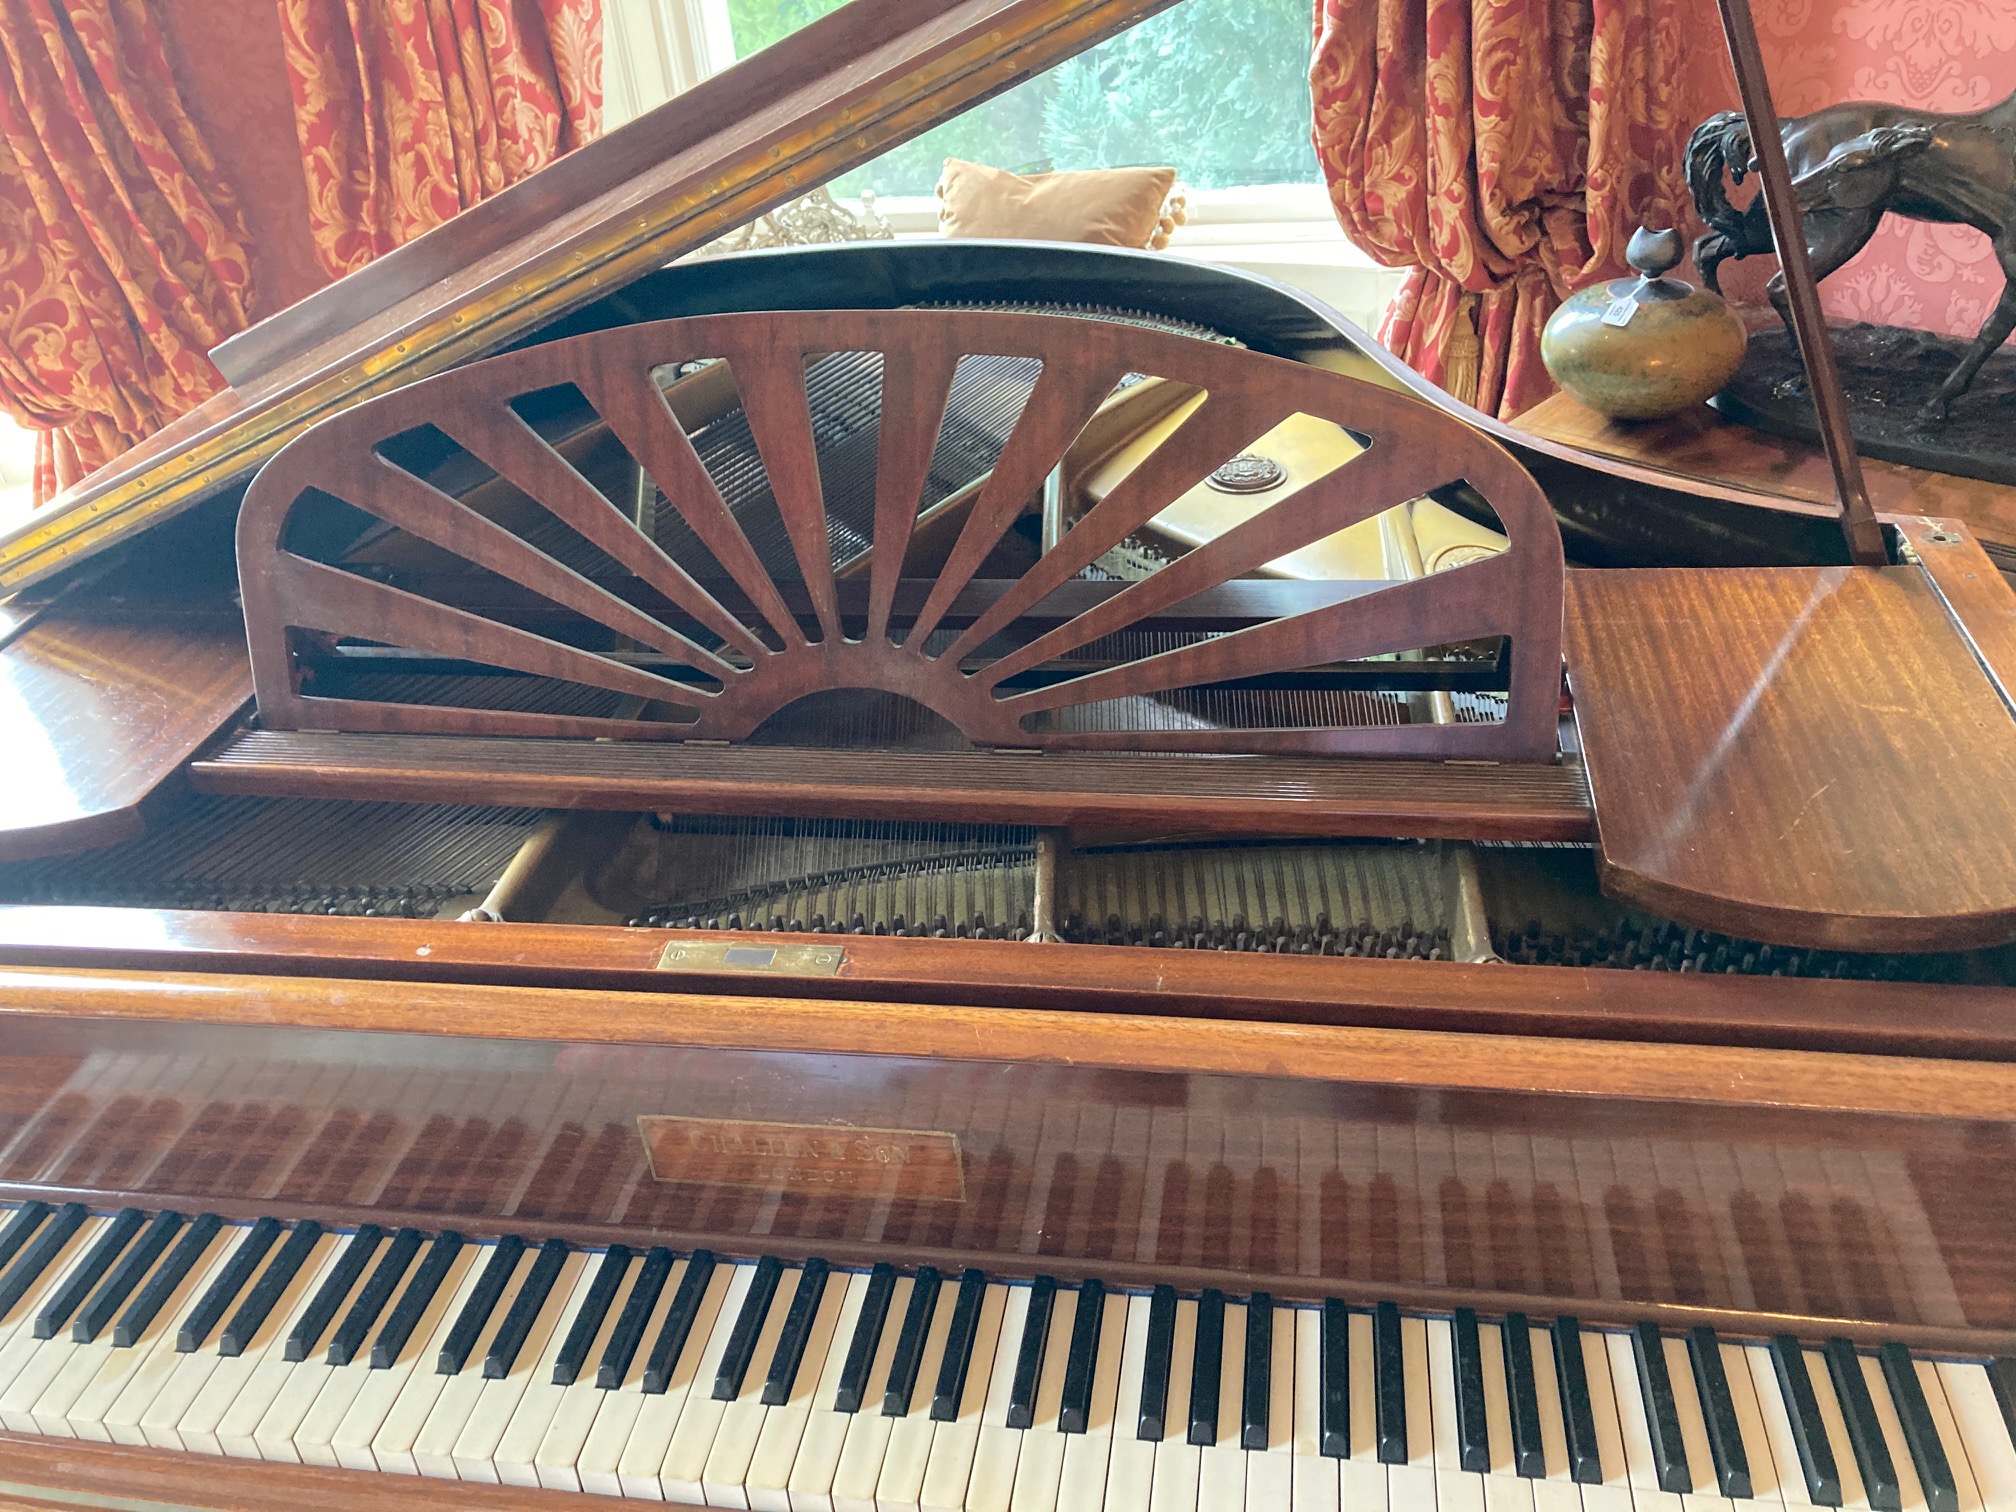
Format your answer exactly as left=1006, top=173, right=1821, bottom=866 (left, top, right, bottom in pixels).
left=936, top=158, right=1181, bottom=249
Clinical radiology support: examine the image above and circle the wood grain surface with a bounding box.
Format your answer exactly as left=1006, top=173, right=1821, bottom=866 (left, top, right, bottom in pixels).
left=0, top=611, right=250, bottom=863
left=1565, top=565, right=2016, bottom=951
left=0, top=904, right=2011, bottom=1061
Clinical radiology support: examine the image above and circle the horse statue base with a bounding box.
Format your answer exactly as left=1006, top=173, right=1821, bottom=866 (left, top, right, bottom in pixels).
left=1715, top=322, right=2016, bottom=488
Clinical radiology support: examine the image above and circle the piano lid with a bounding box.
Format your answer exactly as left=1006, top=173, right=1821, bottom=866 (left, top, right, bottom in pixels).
left=0, top=0, right=1181, bottom=596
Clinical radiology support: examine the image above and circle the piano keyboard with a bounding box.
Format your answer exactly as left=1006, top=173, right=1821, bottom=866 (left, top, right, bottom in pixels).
left=0, top=1203, right=2006, bottom=1509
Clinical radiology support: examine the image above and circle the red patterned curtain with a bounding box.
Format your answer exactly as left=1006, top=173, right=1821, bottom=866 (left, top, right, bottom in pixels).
left=1311, top=0, right=1692, bottom=418
left=278, top=0, right=603, bottom=280
left=0, top=0, right=255, bottom=502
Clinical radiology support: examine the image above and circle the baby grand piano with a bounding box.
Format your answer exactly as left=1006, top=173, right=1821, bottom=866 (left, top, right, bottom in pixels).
left=0, top=2, right=2014, bottom=1509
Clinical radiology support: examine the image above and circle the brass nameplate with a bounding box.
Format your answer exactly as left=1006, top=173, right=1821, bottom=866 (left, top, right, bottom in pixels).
left=637, top=1116, right=965, bottom=1201
left=655, top=939, right=845, bottom=976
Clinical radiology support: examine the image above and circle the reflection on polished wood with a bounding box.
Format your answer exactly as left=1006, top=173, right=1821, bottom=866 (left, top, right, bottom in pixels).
left=1564, top=564, right=2016, bottom=952
left=0, top=612, right=250, bottom=863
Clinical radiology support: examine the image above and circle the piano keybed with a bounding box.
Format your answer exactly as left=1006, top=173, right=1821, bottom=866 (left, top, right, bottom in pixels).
left=0, top=1199, right=2007, bottom=1508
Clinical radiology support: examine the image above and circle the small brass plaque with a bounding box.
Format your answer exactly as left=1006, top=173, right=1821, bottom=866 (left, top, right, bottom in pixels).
left=655, top=939, right=845, bottom=976
left=637, top=1116, right=965, bottom=1201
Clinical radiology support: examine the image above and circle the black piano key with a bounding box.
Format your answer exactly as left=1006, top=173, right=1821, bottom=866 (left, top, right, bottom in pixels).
left=486, top=1238, right=566, bottom=1380
left=834, top=1261, right=896, bottom=1414
left=1137, top=1283, right=1176, bottom=1441
left=1770, top=1334, right=1843, bottom=1506
left=1239, top=1291, right=1272, bottom=1451
left=1186, top=1287, right=1225, bottom=1447
left=74, top=1209, right=181, bottom=1344
left=0, top=1202, right=50, bottom=1276
left=1551, top=1316, right=1603, bottom=1484
left=552, top=1244, right=630, bottom=1387
left=1374, top=1300, right=1407, bottom=1466
left=0, top=1201, right=85, bottom=1319
left=765, top=1258, right=832, bottom=1408
left=438, top=1234, right=526, bottom=1376
left=642, top=1248, right=716, bottom=1395
left=599, top=1245, right=673, bottom=1389
left=324, top=1225, right=409, bottom=1365
left=1686, top=1326, right=1753, bottom=1499
left=115, top=1212, right=220, bottom=1348
left=35, top=1206, right=145, bottom=1340
left=1009, top=1275, right=1059, bottom=1433
left=220, top=1219, right=322, bottom=1357
left=1825, top=1338, right=1902, bottom=1511
left=1453, top=1308, right=1490, bottom=1473
left=1631, top=1321, right=1691, bottom=1494
left=881, top=1265, right=942, bottom=1417
left=1989, top=1357, right=2016, bottom=1450
left=370, top=1231, right=462, bottom=1368
left=1879, top=1342, right=1958, bottom=1512
left=1501, top=1311, right=1545, bottom=1478
left=927, top=1267, right=985, bottom=1422
left=177, top=1216, right=281, bottom=1352
left=1061, top=1279, right=1107, bottom=1435
left=715, top=1255, right=784, bottom=1402
left=1319, top=1298, right=1349, bottom=1458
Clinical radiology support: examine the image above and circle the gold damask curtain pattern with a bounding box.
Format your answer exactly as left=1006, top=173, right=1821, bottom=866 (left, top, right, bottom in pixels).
left=279, top=0, right=603, bottom=280
left=0, top=0, right=255, bottom=502
left=1311, top=0, right=1693, bottom=418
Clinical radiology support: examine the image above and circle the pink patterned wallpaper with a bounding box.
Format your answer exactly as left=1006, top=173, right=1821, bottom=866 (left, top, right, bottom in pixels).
left=1696, top=0, right=2016, bottom=341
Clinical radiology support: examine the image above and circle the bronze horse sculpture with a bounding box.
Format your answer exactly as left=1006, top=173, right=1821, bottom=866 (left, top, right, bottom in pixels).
left=1689, top=91, right=2016, bottom=423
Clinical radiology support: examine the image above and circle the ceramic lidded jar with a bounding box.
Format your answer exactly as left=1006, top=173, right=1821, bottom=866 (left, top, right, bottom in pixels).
left=1541, top=227, right=1748, bottom=420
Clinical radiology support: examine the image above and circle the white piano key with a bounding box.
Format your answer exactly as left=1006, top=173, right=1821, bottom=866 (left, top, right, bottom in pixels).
left=1576, top=1326, right=1638, bottom=1512
left=785, top=1268, right=878, bottom=1512
left=1602, top=1329, right=1684, bottom=1512
left=576, top=1254, right=693, bottom=1497
left=0, top=1215, right=123, bottom=1432
left=707, top=1263, right=809, bottom=1507
left=655, top=1260, right=764, bottom=1504
left=1803, top=1346, right=1873, bottom=1512
left=1919, top=1362, right=1986, bottom=1512
left=1659, top=1335, right=1735, bottom=1512
left=1059, top=1289, right=1132, bottom=1512
left=1240, top=1300, right=1293, bottom=1512
left=613, top=1259, right=736, bottom=1499
left=174, top=1231, right=344, bottom=1456
left=1474, top=1320, right=1534, bottom=1512
left=1147, top=1296, right=1199, bottom=1512
left=526, top=1248, right=644, bottom=1490
left=875, top=1273, right=962, bottom=1512
left=1107, top=1294, right=1162, bottom=1512
left=1195, top=1298, right=1245, bottom=1512
left=970, top=1285, right=1038, bottom=1512
left=1427, top=1316, right=1487, bottom=1512
left=1387, top=1315, right=1436, bottom=1511
left=921, top=1282, right=1010, bottom=1512
left=1341, top=1309, right=1385, bottom=1512
left=1522, top=1324, right=1585, bottom=1512
left=105, top=1222, right=261, bottom=1450
left=1005, top=1278, right=1076, bottom=1512
left=1746, top=1344, right=1820, bottom=1508
left=375, top=1241, right=535, bottom=1475
left=830, top=1273, right=920, bottom=1512
left=1288, top=1306, right=1338, bottom=1512
left=1714, top=1339, right=1783, bottom=1506
left=330, top=1238, right=484, bottom=1471
left=449, top=1247, right=590, bottom=1482
left=749, top=1266, right=855, bottom=1512
left=1860, top=1354, right=1928, bottom=1512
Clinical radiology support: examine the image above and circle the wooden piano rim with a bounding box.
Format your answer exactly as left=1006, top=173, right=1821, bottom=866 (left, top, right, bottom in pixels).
left=3, top=963, right=2012, bottom=1122
left=1, top=905, right=2013, bottom=1064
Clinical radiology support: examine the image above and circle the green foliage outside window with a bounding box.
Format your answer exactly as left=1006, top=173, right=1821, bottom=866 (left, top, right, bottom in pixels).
left=724, top=0, right=1319, bottom=197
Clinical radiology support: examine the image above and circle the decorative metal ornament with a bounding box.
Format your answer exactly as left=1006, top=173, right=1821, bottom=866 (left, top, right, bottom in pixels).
left=1205, top=453, right=1287, bottom=493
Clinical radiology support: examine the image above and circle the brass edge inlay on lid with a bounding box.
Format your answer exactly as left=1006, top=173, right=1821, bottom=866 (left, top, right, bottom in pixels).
left=0, top=0, right=1176, bottom=593
left=656, top=939, right=846, bottom=976
left=637, top=1116, right=966, bottom=1200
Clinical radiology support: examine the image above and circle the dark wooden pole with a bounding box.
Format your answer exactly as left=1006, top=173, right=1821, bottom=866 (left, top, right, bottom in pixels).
left=1714, top=0, right=1887, bottom=567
